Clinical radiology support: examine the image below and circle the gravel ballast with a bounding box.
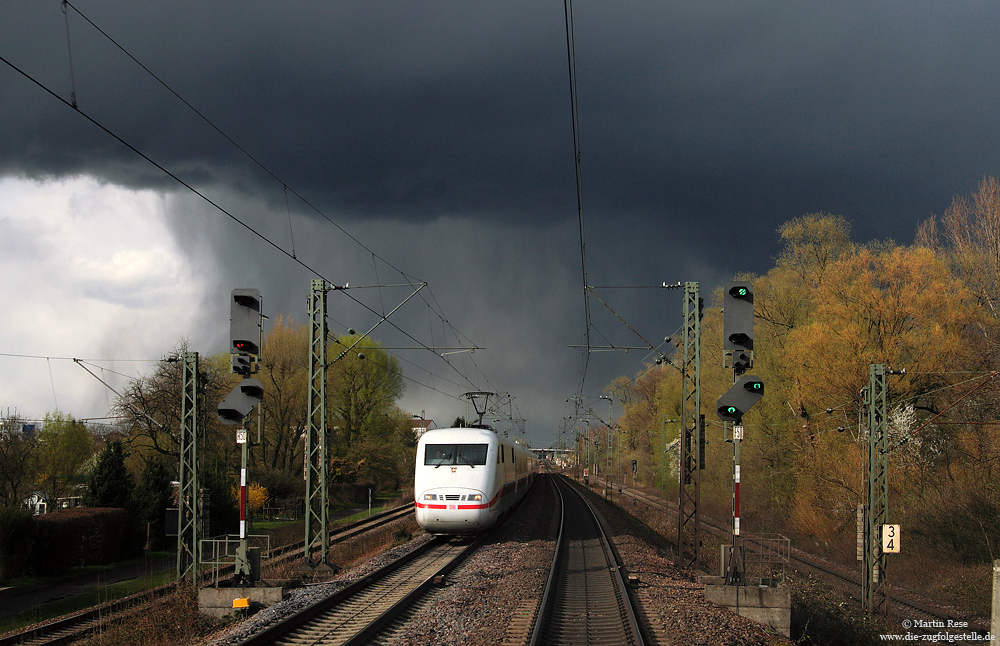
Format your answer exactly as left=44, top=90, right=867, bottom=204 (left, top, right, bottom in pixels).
left=206, top=473, right=791, bottom=645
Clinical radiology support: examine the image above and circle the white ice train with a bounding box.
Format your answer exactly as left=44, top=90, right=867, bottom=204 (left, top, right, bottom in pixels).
left=414, top=427, right=537, bottom=534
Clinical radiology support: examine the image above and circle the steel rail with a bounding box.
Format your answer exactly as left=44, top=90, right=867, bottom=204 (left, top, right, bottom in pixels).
left=531, top=476, right=644, bottom=646
left=585, top=474, right=984, bottom=629
left=0, top=504, right=415, bottom=646
left=232, top=534, right=485, bottom=646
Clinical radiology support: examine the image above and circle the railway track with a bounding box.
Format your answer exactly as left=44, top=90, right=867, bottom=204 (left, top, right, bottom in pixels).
left=0, top=504, right=415, bottom=646
left=530, top=476, right=645, bottom=646
left=232, top=535, right=484, bottom=646
left=230, top=473, right=646, bottom=646
left=584, top=474, right=984, bottom=630
left=263, top=503, right=416, bottom=573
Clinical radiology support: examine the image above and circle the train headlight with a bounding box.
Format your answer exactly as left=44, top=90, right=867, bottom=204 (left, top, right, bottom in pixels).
left=423, top=494, right=437, bottom=501
left=471, top=494, right=482, bottom=501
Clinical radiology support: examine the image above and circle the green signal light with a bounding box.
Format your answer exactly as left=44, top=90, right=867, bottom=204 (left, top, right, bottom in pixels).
left=737, top=287, right=747, bottom=296
left=725, top=406, right=737, bottom=415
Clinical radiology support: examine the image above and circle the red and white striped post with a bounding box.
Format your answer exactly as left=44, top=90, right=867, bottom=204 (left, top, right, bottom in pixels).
left=239, top=465, right=248, bottom=539
left=234, top=427, right=253, bottom=586
left=733, top=463, right=740, bottom=536
left=727, top=423, right=744, bottom=584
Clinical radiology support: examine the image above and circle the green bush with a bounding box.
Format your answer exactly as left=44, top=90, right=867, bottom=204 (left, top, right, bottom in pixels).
left=0, top=506, right=35, bottom=583
left=201, top=459, right=239, bottom=537
left=31, top=507, right=139, bottom=575
left=133, top=458, right=173, bottom=551
left=911, top=492, right=1000, bottom=565
left=329, top=483, right=373, bottom=506
left=254, top=467, right=304, bottom=502
left=85, top=440, right=134, bottom=508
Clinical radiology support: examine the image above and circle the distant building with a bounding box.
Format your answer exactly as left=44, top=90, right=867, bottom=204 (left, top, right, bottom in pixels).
left=55, top=495, right=83, bottom=510
left=25, top=492, right=47, bottom=515
left=411, top=417, right=436, bottom=439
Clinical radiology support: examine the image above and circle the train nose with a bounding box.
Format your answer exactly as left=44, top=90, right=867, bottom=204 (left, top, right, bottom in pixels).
left=416, top=490, right=488, bottom=533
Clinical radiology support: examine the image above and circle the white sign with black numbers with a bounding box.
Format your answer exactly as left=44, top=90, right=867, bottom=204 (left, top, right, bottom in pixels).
left=882, top=524, right=900, bottom=553
left=236, top=429, right=248, bottom=444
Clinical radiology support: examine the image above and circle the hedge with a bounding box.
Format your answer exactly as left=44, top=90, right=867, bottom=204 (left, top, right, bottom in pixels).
left=0, top=506, right=35, bottom=582
left=30, top=507, right=140, bottom=576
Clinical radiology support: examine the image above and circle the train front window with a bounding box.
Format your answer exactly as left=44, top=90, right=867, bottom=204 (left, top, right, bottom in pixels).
left=424, top=445, right=454, bottom=466
left=424, top=443, right=489, bottom=467
left=456, top=444, right=488, bottom=466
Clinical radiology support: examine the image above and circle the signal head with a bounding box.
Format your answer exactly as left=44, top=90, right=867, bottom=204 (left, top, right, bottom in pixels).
left=729, top=285, right=751, bottom=300
left=230, top=288, right=262, bottom=361
left=217, top=377, right=264, bottom=425
left=232, top=353, right=252, bottom=376
left=716, top=374, right=765, bottom=422
left=723, top=282, right=754, bottom=353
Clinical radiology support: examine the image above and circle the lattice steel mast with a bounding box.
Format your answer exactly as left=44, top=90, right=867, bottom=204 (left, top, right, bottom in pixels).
left=863, top=363, right=889, bottom=614
left=303, top=279, right=333, bottom=570
left=177, top=351, right=200, bottom=585
left=677, top=282, right=702, bottom=568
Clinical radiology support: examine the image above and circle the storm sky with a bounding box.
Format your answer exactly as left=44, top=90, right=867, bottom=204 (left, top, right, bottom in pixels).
left=2, top=1, right=999, bottom=446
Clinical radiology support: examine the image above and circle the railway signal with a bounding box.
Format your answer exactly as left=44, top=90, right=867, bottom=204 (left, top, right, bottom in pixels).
left=217, top=378, right=264, bottom=425
left=230, top=288, right=261, bottom=374
left=232, top=353, right=252, bottom=374
left=716, top=375, right=765, bottom=422
left=723, top=282, right=754, bottom=364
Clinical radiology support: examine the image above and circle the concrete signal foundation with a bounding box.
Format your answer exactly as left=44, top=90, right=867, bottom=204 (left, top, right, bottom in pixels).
left=198, top=583, right=287, bottom=619
left=703, top=582, right=791, bottom=638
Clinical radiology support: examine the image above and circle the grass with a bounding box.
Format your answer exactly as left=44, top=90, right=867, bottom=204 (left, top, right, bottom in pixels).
left=71, top=515, right=418, bottom=646
left=1, top=491, right=416, bottom=642
left=1, top=552, right=174, bottom=590
left=73, top=588, right=223, bottom=646
left=0, top=567, right=176, bottom=635
left=249, top=518, right=298, bottom=532
left=262, top=515, right=422, bottom=583
left=247, top=490, right=407, bottom=533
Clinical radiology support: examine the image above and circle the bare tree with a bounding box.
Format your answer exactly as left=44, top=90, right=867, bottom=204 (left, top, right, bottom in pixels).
left=0, top=413, right=37, bottom=508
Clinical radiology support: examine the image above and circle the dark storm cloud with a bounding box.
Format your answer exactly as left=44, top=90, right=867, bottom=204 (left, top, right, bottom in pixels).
left=5, top=0, right=1000, bottom=246
left=5, top=1, right=1000, bottom=441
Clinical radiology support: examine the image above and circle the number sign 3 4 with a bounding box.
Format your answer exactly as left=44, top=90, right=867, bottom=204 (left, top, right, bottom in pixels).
left=882, top=524, right=900, bottom=553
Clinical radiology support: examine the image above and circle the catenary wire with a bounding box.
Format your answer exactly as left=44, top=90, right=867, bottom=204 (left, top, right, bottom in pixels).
left=563, top=0, right=592, bottom=392
left=53, top=3, right=497, bottom=398
left=5, top=6, right=528, bottom=429
left=0, top=52, right=494, bottom=413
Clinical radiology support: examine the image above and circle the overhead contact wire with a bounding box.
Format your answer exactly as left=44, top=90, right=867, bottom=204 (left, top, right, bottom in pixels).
left=7, top=5, right=511, bottom=413
left=1, top=53, right=477, bottom=399
left=61, top=0, right=77, bottom=108
left=563, top=0, right=592, bottom=389
left=61, top=0, right=495, bottom=397
left=62, top=0, right=421, bottom=288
